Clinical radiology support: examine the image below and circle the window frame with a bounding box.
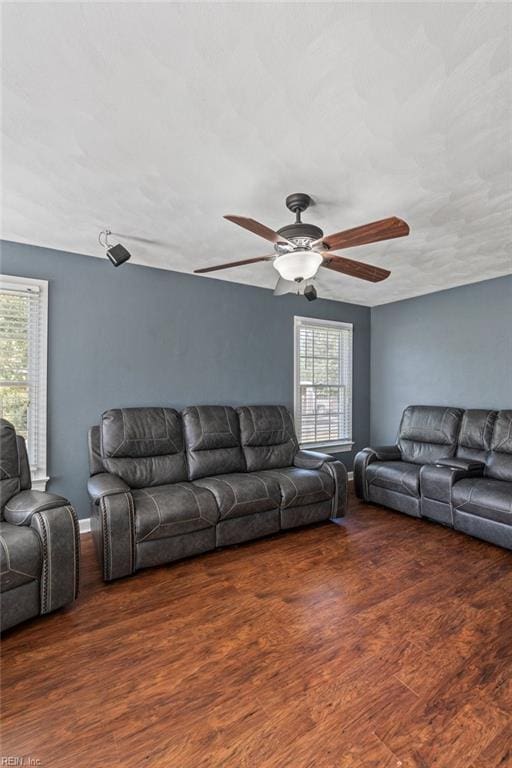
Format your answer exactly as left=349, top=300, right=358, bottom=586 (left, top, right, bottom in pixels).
left=0, top=273, right=49, bottom=490
left=293, top=315, right=354, bottom=452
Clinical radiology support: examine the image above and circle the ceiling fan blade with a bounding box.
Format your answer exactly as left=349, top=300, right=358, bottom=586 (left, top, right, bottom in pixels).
left=225, top=215, right=293, bottom=246
left=314, top=217, right=409, bottom=251
left=321, top=253, right=390, bottom=282
left=273, top=276, right=299, bottom=296
left=194, top=255, right=273, bottom=274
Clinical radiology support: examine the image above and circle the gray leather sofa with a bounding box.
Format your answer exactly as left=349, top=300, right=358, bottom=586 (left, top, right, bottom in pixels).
left=0, top=419, right=80, bottom=632
left=87, top=405, right=347, bottom=581
left=354, top=406, right=512, bottom=550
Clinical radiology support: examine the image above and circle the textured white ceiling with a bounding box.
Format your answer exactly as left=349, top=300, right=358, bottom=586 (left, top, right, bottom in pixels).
left=1, top=2, right=511, bottom=306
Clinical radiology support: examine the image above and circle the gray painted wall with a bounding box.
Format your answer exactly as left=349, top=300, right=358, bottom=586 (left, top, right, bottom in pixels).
left=370, top=275, right=512, bottom=444
left=1, top=240, right=371, bottom=519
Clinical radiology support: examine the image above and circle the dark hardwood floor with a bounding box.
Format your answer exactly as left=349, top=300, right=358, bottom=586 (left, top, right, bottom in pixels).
left=2, top=489, right=511, bottom=767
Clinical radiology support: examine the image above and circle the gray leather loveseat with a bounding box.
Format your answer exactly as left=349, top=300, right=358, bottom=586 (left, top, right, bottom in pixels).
left=1, top=419, right=80, bottom=631
left=87, top=405, right=347, bottom=581
left=354, top=406, right=512, bottom=550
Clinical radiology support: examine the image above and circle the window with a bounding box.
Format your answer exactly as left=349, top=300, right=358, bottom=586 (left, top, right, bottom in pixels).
left=294, top=316, right=353, bottom=450
left=0, top=275, right=48, bottom=487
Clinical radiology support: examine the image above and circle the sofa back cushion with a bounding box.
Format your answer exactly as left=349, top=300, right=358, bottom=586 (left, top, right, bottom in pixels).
left=486, top=410, right=512, bottom=481
left=182, top=405, right=245, bottom=481
left=237, top=405, right=298, bottom=472
left=398, top=405, right=463, bottom=465
left=0, top=419, right=21, bottom=517
left=456, top=409, right=497, bottom=463
left=100, top=407, right=187, bottom=488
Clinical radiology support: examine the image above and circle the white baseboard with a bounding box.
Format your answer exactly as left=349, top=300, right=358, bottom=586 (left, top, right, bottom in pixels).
left=79, top=517, right=91, bottom=534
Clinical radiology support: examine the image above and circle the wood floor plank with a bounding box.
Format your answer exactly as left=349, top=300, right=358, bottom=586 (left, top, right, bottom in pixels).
left=1, top=489, right=511, bottom=767
left=468, top=720, right=512, bottom=768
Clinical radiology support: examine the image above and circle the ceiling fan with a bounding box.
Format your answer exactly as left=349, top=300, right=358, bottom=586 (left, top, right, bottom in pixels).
left=194, top=193, right=410, bottom=300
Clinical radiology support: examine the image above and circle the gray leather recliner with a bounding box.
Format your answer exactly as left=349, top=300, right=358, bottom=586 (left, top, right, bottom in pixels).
left=354, top=405, right=463, bottom=518
left=87, top=405, right=348, bottom=581
left=0, top=419, right=80, bottom=632
left=354, top=406, right=512, bottom=550
left=421, top=410, right=512, bottom=549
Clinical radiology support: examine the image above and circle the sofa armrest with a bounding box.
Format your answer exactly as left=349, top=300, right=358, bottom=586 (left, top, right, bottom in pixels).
left=4, top=490, right=69, bottom=526
left=353, top=445, right=401, bottom=500
left=434, top=457, right=485, bottom=472
left=293, top=449, right=337, bottom=469
left=420, top=462, right=484, bottom=506
left=88, top=473, right=130, bottom=504
left=293, top=450, right=347, bottom=517
left=30, top=504, right=80, bottom=612
left=92, top=491, right=135, bottom=581
left=322, top=460, right=348, bottom=518
left=87, top=474, right=134, bottom=581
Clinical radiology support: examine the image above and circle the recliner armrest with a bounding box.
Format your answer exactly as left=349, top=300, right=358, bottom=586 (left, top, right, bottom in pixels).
left=293, top=449, right=337, bottom=469
left=4, top=490, right=69, bottom=526
left=88, top=473, right=130, bottom=504
left=30, top=504, right=80, bottom=611
left=353, top=445, right=401, bottom=500
left=420, top=462, right=484, bottom=505
left=434, top=457, right=485, bottom=472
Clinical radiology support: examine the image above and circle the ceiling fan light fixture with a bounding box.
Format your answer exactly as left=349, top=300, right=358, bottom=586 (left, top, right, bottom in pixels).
left=273, top=250, right=322, bottom=282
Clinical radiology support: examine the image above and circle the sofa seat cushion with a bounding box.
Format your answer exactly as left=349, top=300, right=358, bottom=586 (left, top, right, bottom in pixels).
left=132, top=483, right=219, bottom=543
left=366, top=461, right=421, bottom=497
left=0, top=522, right=42, bottom=593
left=259, top=467, right=334, bottom=509
left=452, top=478, right=512, bottom=525
left=193, top=472, right=281, bottom=520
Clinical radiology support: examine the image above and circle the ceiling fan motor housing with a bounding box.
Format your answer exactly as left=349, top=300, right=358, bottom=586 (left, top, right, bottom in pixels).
left=277, top=192, right=323, bottom=245
left=277, top=222, right=324, bottom=243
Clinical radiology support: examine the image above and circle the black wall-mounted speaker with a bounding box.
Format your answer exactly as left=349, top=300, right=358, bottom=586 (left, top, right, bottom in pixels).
left=304, top=284, right=317, bottom=302
left=107, top=243, right=131, bottom=267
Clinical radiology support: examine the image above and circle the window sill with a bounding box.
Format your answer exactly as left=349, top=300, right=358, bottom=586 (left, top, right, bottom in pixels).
left=31, top=475, right=49, bottom=492
left=300, top=442, right=354, bottom=454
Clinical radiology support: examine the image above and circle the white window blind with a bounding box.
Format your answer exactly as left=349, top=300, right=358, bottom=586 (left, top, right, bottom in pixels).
left=0, top=276, right=48, bottom=481
left=294, top=316, right=353, bottom=448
